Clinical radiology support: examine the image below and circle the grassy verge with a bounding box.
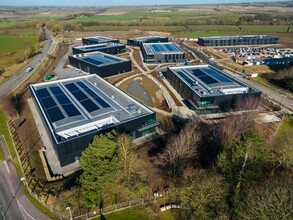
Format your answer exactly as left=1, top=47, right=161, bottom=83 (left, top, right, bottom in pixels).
left=0, top=109, right=58, bottom=219
left=92, top=206, right=178, bottom=220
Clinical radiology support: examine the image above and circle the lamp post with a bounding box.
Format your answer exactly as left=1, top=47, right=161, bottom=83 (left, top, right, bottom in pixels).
left=65, top=206, right=72, bottom=220
left=2, top=177, right=25, bottom=220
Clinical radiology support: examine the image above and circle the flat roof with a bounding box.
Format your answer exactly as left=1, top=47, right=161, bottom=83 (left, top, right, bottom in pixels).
left=143, top=42, right=185, bottom=56
left=128, top=35, right=167, bottom=41
left=73, top=43, right=124, bottom=52
left=83, top=36, right=119, bottom=43
left=30, top=75, right=153, bottom=144
left=70, top=51, right=128, bottom=67
left=169, top=65, right=260, bottom=97
left=199, top=35, right=277, bottom=40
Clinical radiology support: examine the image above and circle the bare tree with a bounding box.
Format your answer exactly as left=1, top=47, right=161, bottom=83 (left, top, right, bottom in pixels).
left=219, top=97, right=258, bottom=142
left=156, top=120, right=200, bottom=181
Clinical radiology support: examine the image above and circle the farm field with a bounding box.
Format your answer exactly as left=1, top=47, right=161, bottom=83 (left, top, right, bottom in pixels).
left=0, top=35, right=38, bottom=53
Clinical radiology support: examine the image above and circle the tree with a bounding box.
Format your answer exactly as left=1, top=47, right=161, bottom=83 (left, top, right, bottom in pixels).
left=156, top=121, right=200, bottom=181
left=79, top=131, right=118, bottom=207
left=234, top=174, right=293, bottom=220
left=117, top=134, right=143, bottom=188
left=217, top=132, right=273, bottom=185
left=175, top=169, right=229, bottom=220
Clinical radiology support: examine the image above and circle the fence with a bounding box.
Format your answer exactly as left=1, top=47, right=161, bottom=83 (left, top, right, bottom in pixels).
left=72, top=193, right=168, bottom=220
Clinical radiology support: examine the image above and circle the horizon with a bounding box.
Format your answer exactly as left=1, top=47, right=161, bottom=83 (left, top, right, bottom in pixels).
left=0, top=0, right=285, bottom=7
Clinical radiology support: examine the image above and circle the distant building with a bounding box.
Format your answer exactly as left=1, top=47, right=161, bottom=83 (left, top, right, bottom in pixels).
left=166, top=65, right=261, bottom=114
left=141, top=42, right=186, bottom=64
left=30, top=75, right=158, bottom=174
left=69, top=51, right=131, bottom=78
left=72, top=43, right=126, bottom=55
left=82, top=36, right=120, bottom=45
left=127, top=36, right=168, bottom=47
left=198, top=35, right=279, bottom=47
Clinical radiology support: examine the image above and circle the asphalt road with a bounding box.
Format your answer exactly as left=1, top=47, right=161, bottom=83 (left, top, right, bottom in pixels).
left=179, top=42, right=293, bottom=112
left=0, top=27, right=57, bottom=97
left=0, top=162, right=23, bottom=220
left=0, top=136, right=49, bottom=220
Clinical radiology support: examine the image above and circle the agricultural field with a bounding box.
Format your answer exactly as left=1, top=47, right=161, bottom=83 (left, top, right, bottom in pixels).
left=0, top=36, right=38, bottom=53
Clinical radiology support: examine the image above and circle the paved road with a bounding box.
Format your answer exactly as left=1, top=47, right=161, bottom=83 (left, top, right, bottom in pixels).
left=0, top=136, right=49, bottom=220
left=179, top=42, right=293, bottom=112
left=0, top=27, right=58, bottom=97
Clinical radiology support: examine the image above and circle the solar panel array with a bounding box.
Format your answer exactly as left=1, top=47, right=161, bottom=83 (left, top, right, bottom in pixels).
left=34, top=80, right=111, bottom=124
left=81, top=55, right=123, bottom=66
left=190, top=68, right=232, bottom=85
left=151, top=43, right=181, bottom=53
left=35, top=87, right=82, bottom=123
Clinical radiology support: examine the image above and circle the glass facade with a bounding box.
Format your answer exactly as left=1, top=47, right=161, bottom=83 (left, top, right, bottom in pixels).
left=141, top=127, right=156, bottom=136
left=142, top=118, right=156, bottom=127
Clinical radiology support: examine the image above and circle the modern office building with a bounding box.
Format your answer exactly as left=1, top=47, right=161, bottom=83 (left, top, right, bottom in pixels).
left=69, top=51, right=131, bottom=78
left=127, top=36, right=168, bottom=47
left=198, top=35, right=279, bottom=47
left=166, top=65, right=261, bottom=114
left=141, top=42, right=186, bottom=64
left=72, top=43, right=126, bottom=55
left=30, top=75, right=158, bottom=173
left=82, top=36, right=120, bottom=45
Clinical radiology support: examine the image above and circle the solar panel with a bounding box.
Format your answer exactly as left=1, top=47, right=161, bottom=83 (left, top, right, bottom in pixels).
left=35, top=88, right=50, bottom=98
left=82, top=57, right=103, bottom=65
left=164, top=44, right=174, bottom=51
left=72, top=90, right=88, bottom=101
left=80, top=99, right=100, bottom=112
left=62, top=104, right=81, bottom=117
left=152, top=45, right=161, bottom=52
left=76, top=81, right=110, bottom=108
left=199, top=75, right=218, bottom=85
left=178, top=71, right=194, bottom=85
left=54, top=94, right=71, bottom=105
left=191, top=69, right=206, bottom=77
left=41, top=96, right=57, bottom=109
left=65, top=83, right=79, bottom=92
left=49, top=86, right=63, bottom=95
left=203, top=68, right=231, bottom=83
left=46, top=106, right=64, bottom=122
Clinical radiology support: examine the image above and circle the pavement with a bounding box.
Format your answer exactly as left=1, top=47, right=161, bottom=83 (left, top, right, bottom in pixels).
left=0, top=136, right=49, bottom=220
left=0, top=27, right=58, bottom=97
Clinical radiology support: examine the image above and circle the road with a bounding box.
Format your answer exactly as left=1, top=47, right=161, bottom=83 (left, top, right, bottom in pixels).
left=0, top=27, right=58, bottom=97
left=179, top=42, right=293, bottom=112
left=0, top=136, right=49, bottom=220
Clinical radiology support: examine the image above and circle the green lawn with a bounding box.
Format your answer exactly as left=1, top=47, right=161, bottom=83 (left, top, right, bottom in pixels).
left=0, top=35, right=38, bottom=53
left=91, top=207, right=181, bottom=220
left=0, top=110, right=13, bottom=161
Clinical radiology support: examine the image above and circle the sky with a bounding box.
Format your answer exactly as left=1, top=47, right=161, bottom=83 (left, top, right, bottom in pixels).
left=0, top=0, right=280, bottom=7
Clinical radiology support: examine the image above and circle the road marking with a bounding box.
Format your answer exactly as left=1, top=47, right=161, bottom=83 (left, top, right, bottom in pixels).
left=17, top=200, right=36, bottom=220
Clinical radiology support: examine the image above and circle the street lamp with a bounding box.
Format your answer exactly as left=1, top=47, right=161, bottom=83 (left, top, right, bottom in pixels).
left=2, top=177, right=26, bottom=220
left=65, top=206, right=73, bottom=220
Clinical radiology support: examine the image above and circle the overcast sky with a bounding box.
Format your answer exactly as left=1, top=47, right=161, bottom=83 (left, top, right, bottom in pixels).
left=0, top=0, right=279, bottom=7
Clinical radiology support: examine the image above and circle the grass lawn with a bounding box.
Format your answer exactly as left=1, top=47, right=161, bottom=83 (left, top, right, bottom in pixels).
left=0, top=35, right=38, bottom=53
left=92, top=207, right=179, bottom=220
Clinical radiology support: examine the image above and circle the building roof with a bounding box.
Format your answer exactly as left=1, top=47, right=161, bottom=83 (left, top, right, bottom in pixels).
left=143, top=42, right=185, bottom=55
left=128, top=35, right=168, bottom=42
left=199, top=35, right=278, bottom=40
left=73, top=43, right=125, bottom=53
left=30, top=75, right=154, bottom=144
left=168, top=65, right=260, bottom=97
left=70, top=51, right=128, bottom=67
left=83, top=36, right=119, bottom=43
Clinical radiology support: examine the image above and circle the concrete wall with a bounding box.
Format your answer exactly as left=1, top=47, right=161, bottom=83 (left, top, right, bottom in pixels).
left=72, top=45, right=126, bottom=55
left=69, top=56, right=132, bottom=78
